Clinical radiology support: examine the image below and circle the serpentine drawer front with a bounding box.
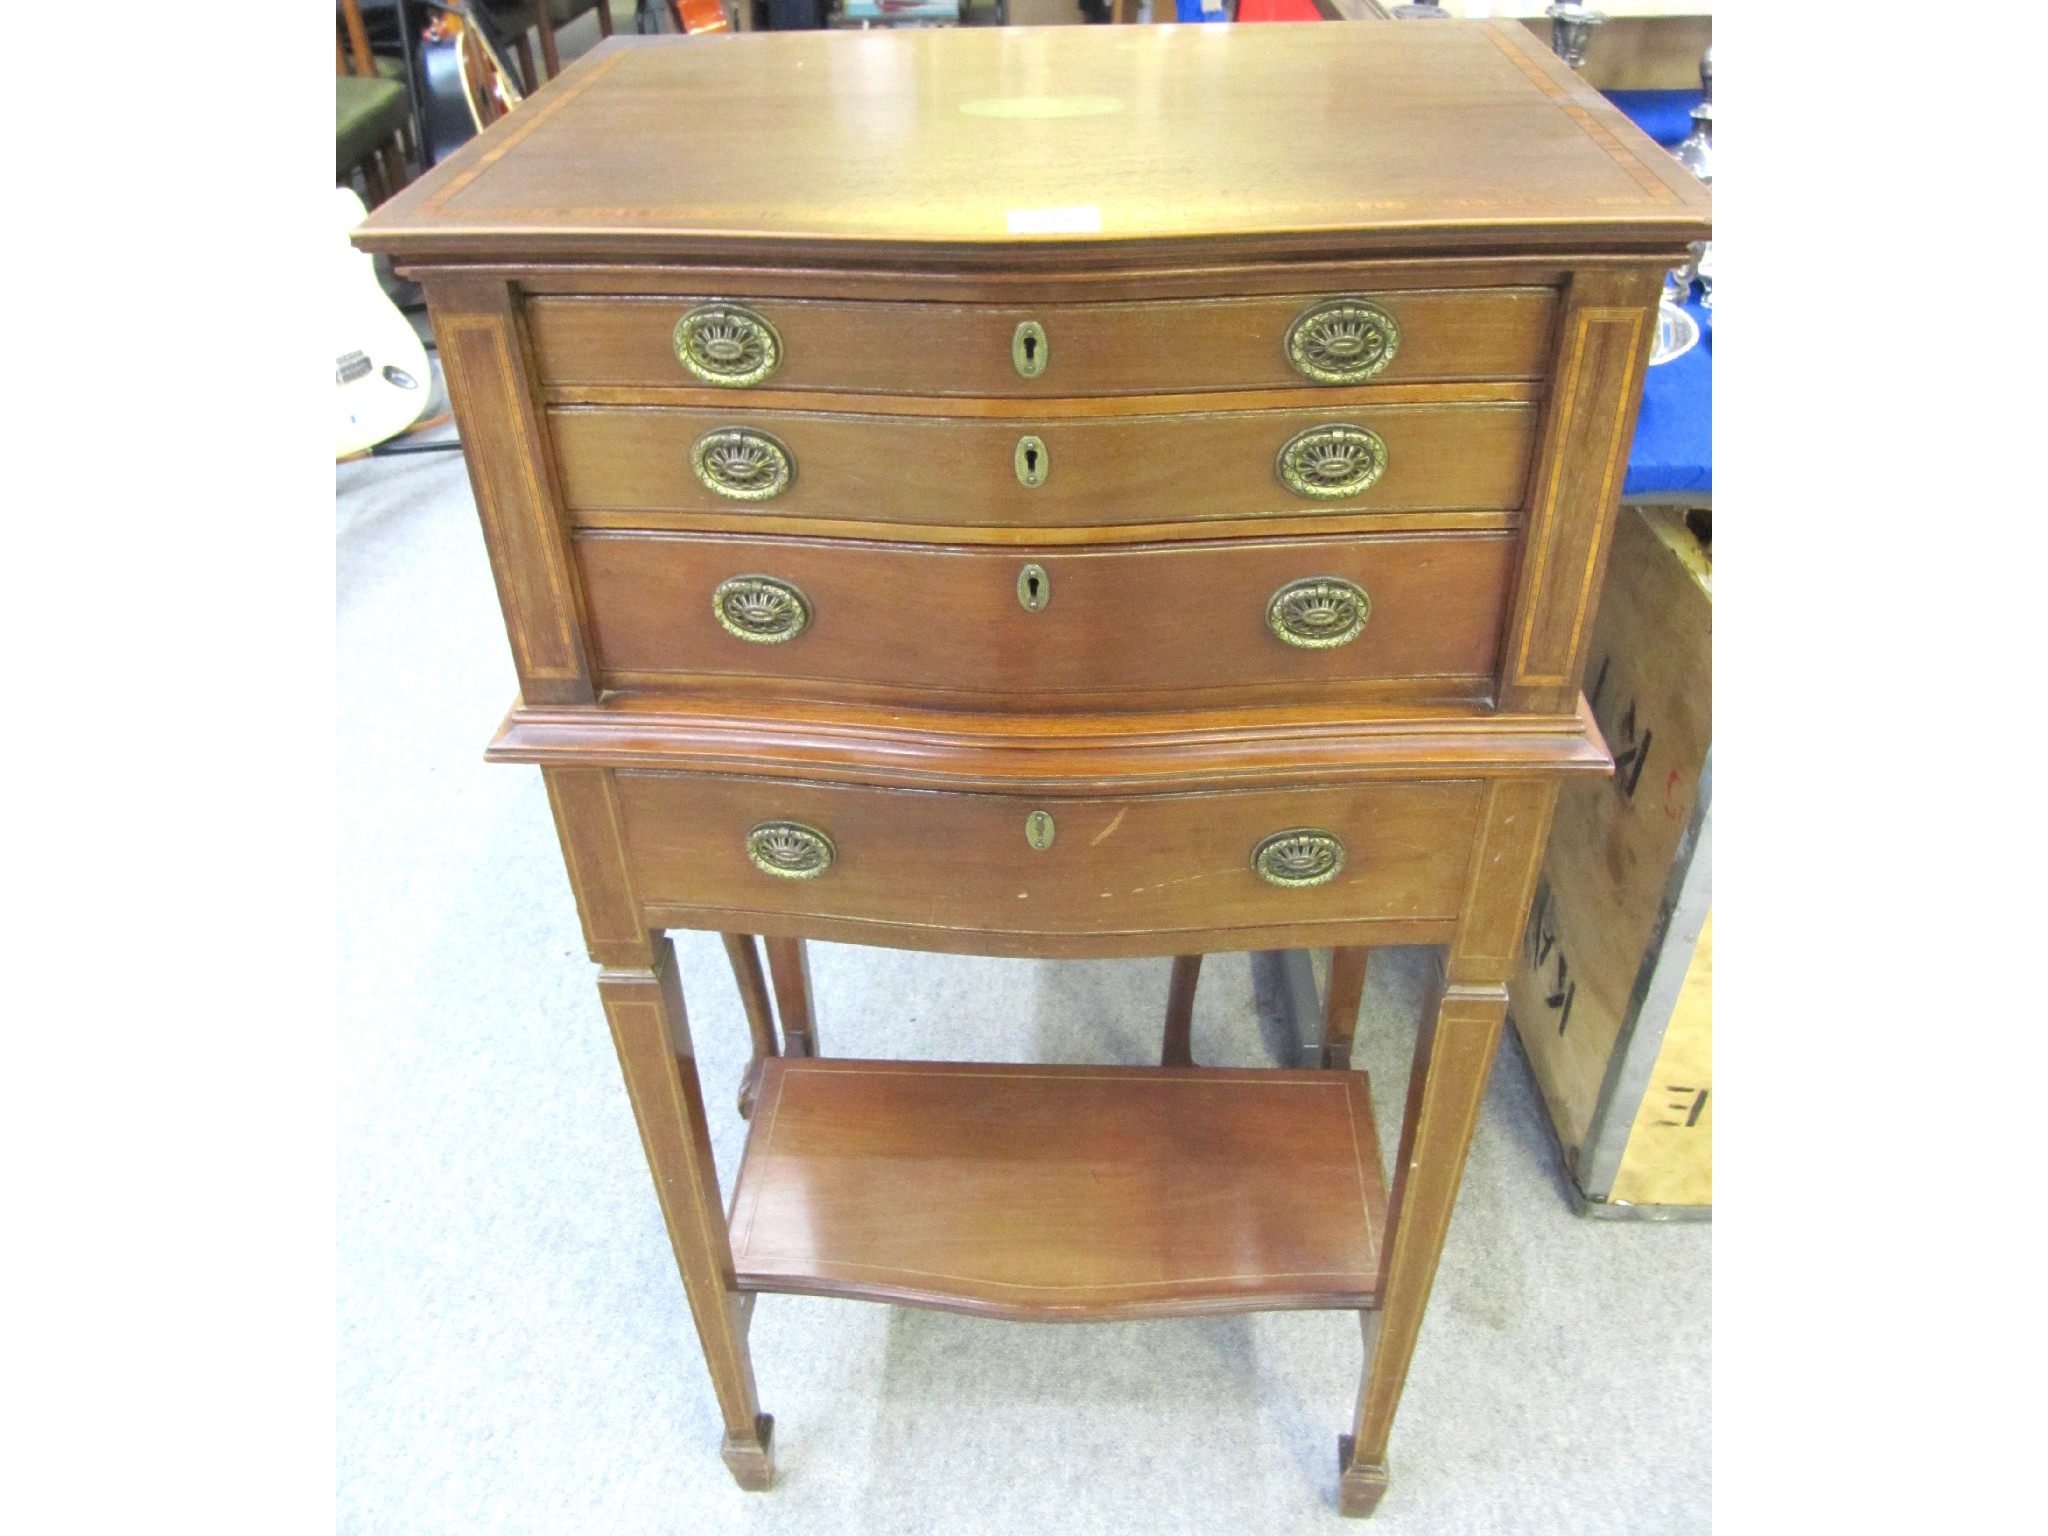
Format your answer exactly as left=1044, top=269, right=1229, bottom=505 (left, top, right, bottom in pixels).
left=358, top=19, right=1705, bottom=1521
left=548, top=400, right=1539, bottom=526
left=612, top=771, right=1486, bottom=946
left=574, top=528, right=1517, bottom=708
left=527, top=288, right=1561, bottom=395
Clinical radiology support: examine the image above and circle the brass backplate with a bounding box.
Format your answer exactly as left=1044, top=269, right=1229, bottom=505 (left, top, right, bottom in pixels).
left=746, top=820, right=834, bottom=879
left=712, top=574, right=810, bottom=643
left=1267, top=576, right=1371, bottom=649
left=1276, top=424, right=1388, bottom=500
left=1284, top=298, right=1400, bottom=385
left=673, top=303, right=782, bottom=388
left=691, top=426, right=794, bottom=501
left=1253, top=829, right=1346, bottom=888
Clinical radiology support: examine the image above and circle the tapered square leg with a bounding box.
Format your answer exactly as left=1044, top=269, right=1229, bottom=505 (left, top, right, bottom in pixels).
left=721, top=933, right=780, bottom=1118
left=1161, top=954, right=1201, bottom=1066
left=1337, top=782, right=1555, bottom=1515
left=1337, top=1435, right=1390, bottom=1519
left=764, top=937, right=818, bottom=1058
left=600, top=938, right=774, bottom=1492
left=721, top=1413, right=776, bottom=1492
left=545, top=770, right=775, bottom=1491
left=1321, top=948, right=1370, bottom=1069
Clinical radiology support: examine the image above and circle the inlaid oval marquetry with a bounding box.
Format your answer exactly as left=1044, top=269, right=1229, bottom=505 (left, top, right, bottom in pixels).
left=745, top=820, right=834, bottom=880
left=1275, top=424, right=1388, bottom=500
left=712, top=574, right=811, bottom=644
left=1284, top=298, right=1401, bottom=384
left=1252, top=830, right=1346, bottom=889
left=1267, top=576, right=1371, bottom=650
left=672, top=303, right=781, bottom=387
left=691, top=427, right=794, bottom=502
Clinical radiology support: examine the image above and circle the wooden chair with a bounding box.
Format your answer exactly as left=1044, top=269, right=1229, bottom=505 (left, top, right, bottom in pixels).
left=471, top=0, right=615, bottom=92
left=337, top=0, right=412, bottom=206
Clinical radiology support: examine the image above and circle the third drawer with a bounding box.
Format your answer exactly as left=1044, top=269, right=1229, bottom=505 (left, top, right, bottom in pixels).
left=576, top=528, right=1517, bottom=708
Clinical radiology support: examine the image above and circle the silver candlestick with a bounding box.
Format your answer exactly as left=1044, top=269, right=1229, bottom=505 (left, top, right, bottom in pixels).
left=1545, top=3, right=1607, bottom=70
left=1673, top=45, right=1712, bottom=184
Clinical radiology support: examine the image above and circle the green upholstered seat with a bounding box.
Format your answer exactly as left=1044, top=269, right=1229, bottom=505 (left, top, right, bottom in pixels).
left=337, top=74, right=408, bottom=179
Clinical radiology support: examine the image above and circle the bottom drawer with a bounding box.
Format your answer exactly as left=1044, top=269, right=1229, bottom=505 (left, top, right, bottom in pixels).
left=614, top=771, right=1484, bottom=953
left=575, top=529, right=1516, bottom=710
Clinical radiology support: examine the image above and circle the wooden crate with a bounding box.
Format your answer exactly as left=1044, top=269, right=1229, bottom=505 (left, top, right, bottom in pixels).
left=1508, top=505, right=1711, bottom=1218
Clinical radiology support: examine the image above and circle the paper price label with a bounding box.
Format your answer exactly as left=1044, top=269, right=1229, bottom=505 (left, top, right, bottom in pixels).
left=1005, top=206, right=1102, bottom=235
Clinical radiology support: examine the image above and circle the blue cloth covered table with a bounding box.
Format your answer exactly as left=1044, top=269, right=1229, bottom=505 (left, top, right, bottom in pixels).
left=1608, top=91, right=1711, bottom=501
left=1604, top=90, right=1705, bottom=148
left=1625, top=297, right=1711, bottom=500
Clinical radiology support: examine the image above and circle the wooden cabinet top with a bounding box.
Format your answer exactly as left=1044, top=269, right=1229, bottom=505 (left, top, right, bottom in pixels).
left=357, top=23, right=1709, bottom=268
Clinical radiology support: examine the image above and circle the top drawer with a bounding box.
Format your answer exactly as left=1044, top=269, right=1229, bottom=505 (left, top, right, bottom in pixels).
left=527, top=289, right=1558, bottom=397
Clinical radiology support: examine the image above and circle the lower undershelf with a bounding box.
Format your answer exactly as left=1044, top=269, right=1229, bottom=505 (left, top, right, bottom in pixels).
left=728, top=1057, right=1388, bottom=1322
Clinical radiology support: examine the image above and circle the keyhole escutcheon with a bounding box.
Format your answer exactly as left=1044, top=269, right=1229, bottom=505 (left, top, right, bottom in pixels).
left=1025, top=810, right=1056, bottom=851
left=1015, top=435, right=1048, bottom=488
left=1017, top=562, right=1050, bottom=612
left=1012, top=320, right=1048, bottom=379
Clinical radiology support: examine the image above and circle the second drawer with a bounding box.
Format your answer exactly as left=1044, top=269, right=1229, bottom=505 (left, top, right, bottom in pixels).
left=549, top=401, right=1537, bottom=526
left=576, top=529, right=1517, bottom=708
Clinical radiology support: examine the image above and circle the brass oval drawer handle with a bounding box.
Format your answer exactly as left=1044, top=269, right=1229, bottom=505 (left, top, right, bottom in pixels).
left=713, top=574, right=810, bottom=644
left=1268, top=576, right=1371, bottom=650
left=692, top=427, right=794, bottom=501
left=1013, top=320, right=1048, bottom=378
left=1276, top=423, right=1388, bottom=500
left=1285, top=298, right=1400, bottom=384
left=746, top=820, right=834, bottom=880
left=673, top=302, right=781, bottom=387
left=1253, top=829, right=1346, bottom=889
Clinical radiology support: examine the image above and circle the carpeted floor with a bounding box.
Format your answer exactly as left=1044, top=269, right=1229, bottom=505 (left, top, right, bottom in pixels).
left=336, top=347, right=1709, bottom=1534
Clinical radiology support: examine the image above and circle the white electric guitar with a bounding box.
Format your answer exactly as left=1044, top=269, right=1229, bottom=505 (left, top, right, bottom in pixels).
left=336, top=186, right=431, bottom=458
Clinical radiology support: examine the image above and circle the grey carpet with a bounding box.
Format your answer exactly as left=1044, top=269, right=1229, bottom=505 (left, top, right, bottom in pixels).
left=336, top=359, right=1709, bottom=1533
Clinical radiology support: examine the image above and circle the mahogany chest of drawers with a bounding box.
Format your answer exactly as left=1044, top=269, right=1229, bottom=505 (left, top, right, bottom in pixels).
left=357, top=21, right=1708, bottom=1518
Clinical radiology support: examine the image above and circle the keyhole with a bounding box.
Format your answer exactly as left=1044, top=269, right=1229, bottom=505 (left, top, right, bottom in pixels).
left=1012, top=320, right=1047, bottom=378
left=1014, top=435, right=1048, bottom=488
left=1017, top=562, right=1050, bottom=612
